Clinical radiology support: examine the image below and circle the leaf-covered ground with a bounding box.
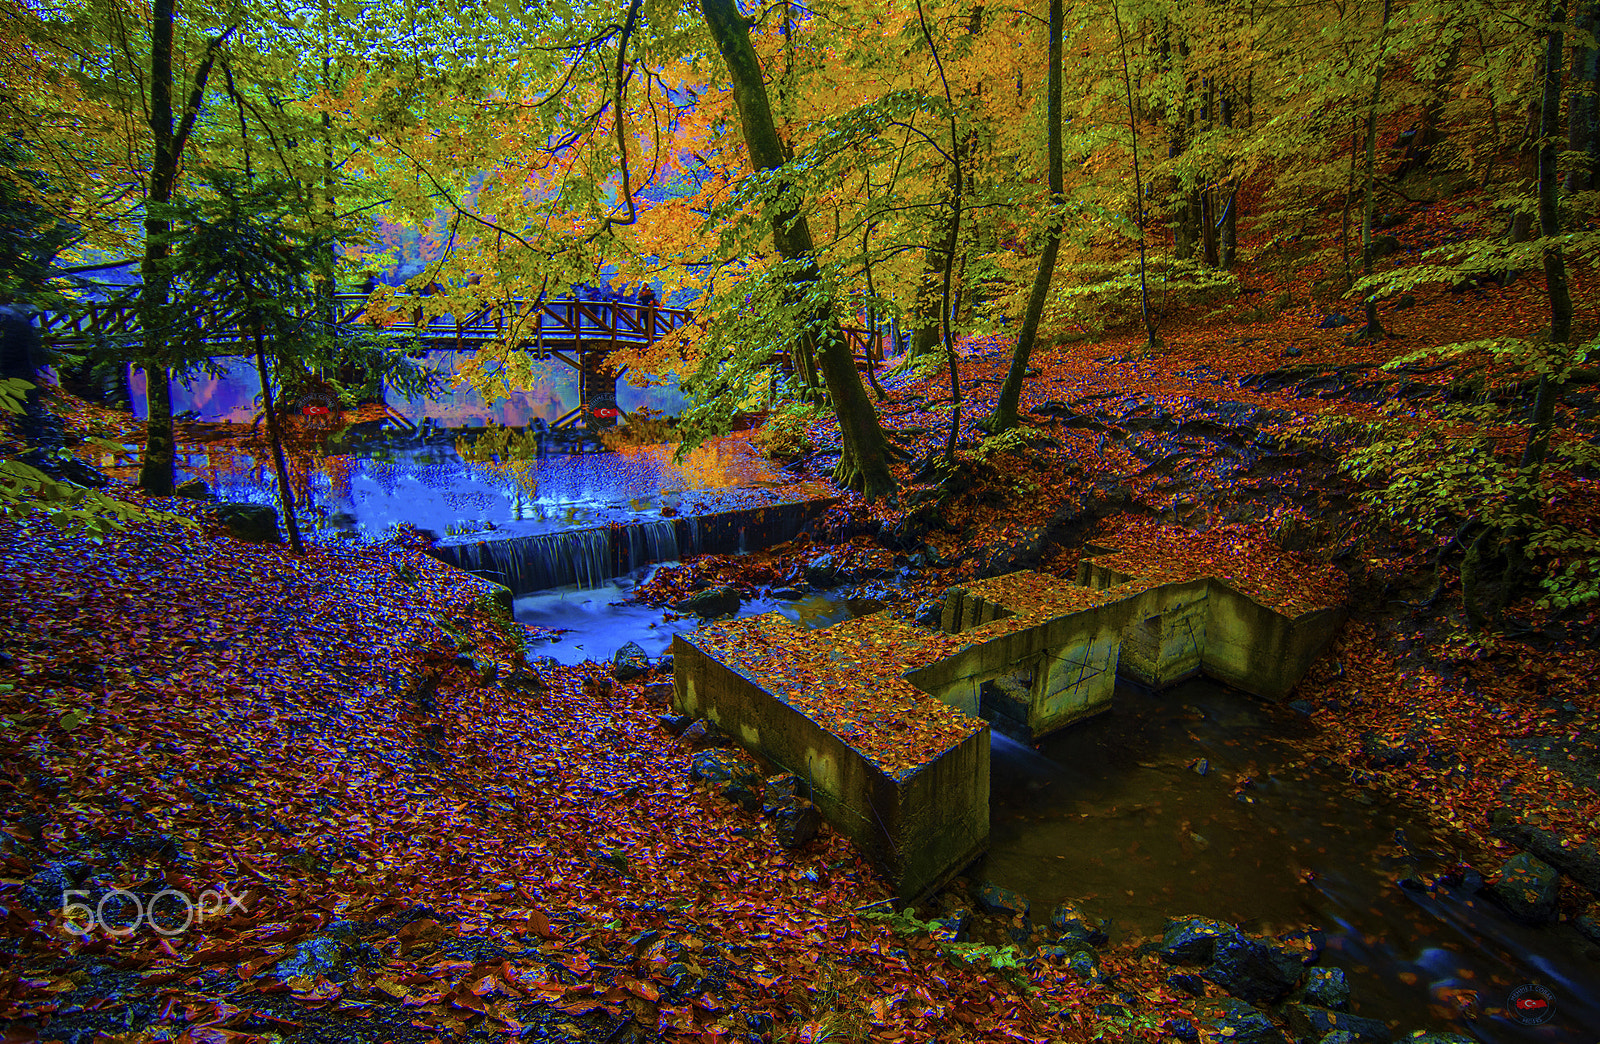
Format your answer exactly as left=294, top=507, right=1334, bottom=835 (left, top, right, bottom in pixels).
left=1, top=508, right=1171, bottom=1044
left=7, top=192, right=1600, bottom=1043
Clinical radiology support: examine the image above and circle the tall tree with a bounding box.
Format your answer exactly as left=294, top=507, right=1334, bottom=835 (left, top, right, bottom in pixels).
left=698, top=0, right=898, bottom=500
left=983, top=0, right=1063, bottom=434
left=136, top=0, right=230, bottom=495
left=1354, top=0, right=1393, bottom=342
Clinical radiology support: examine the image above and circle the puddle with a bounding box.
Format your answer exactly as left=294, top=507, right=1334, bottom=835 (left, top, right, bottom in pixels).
left=514, top=569, right=878, bottom=665
left=982, top=680, right=1599, bottom=1041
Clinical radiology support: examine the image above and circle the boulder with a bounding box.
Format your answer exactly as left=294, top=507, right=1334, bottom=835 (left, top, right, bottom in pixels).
left=774, top=799, right=821, bottom=849
left=1162, top=1018, right=1199, bottom=1042
left=1047, top=902, right=1105, bottom=952
left=1066, top=949, right=1106, bottom=985
left=973, top=881, right=1030, bottom=920
left=804, top=553, right=854, bottom=588
left=688, top=749, right=753, bottom=785
left=678, top=719, right=733, bottom=750
left=677, top=585, right=741, bottom=619
left=1193, top=998, right=1287, bottom=1044
left=173, top=477, right=211, bottom=499
left=1202, top=935, right=1305, bottom=1003
left=611, top=641, right=651, bottom=681
left=1282, top=1004, right=1391, bottom=1044
left=1487, top=811, right=1600, bottom=895
left=720, top=780, right=762, bottom=813
left=641, top=681, right=675, bottom=705
left=914, top=599, right=943, bottom=629
left=1160, top=916, right=1240, bottom=964
left=929, top=909, right=970, bottom=943
left=762, top=773, right=805, bottom=817
left=1318, top=313, right=1350, bottom=330
left=214, top=502, right=282, bottom=543
left=1575, top=902, right=1600, bottom=945
left=1166, top=972, right=1205, bottom=997
left=657, top=713, right=693, bottom=736
left=1297, top=966, right=1350, bottom=1011
left=1274, top=927, right=1326, bottom=965
left=1486, top=852, right=1560, bottom=923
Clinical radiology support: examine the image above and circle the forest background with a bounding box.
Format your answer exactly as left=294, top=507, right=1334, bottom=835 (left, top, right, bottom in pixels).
left=2, top=0, right=1599, bottom=617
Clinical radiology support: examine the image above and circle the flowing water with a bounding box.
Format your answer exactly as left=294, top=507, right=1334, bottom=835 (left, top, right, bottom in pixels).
left=513, top=569, right=874, bottom=664
left=118, top=438, right=824, bottom=549
left=982, top=679, right=1600, bottom=1042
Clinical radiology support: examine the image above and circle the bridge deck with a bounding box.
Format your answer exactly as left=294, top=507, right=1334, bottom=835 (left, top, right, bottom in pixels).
left=39, top=293, right=895, bottom=365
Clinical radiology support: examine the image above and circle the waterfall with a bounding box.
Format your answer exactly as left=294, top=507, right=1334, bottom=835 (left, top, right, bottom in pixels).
left=427, top=496, right=837, bottom=594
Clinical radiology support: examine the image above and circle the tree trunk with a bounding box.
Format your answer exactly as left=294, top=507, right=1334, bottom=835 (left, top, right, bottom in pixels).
left=1567, top=0, right=1599, bottom=192
left=135, top=5, right=227, bottom=495
left=137, top=0, right=179, bottom=496
left=1219, top=85, right=1237, bottom=269
left=984, top=0, right=1062, bottom=434
left=699, top=0, right=897, bottom=500
left=1357, top=0, right=1394, bottom=341
left=255, top=320, right=305, bottom=554
left=1509, top=96, right=1541, bottom=244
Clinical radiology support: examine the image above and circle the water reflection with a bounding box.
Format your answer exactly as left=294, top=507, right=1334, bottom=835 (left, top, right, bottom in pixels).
left=982, top=680, right=1599, bottom=1041
left=141, top=437, right=813, bottom=544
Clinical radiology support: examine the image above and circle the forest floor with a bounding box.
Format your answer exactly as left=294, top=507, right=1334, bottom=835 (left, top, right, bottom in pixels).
left=6, top=212, right=1600, bottom=1043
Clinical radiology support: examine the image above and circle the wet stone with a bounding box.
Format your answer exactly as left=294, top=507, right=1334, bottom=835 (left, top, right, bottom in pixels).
left=1283, top=1004, right=1391, bottom=1044
left=641, top=681, right=675, bottom=704
left=677, top=585, right=741, bottom=618
left=611, top=641, right=650, bottom=681
left=1066, top=949, right=1106, bottom=985
left=719, top=780, right=762, bottom=813
left=1298, top=966, right=1349, bottom=1011
left=762, top=773, right=805, bottom=817
left=1487, top=852, right=1560, bottom=923
left=1194, top=998, right=1287, bottom=1044
left=774, top=799, right=821, bottom=849
left=657, top=713, right=693, bottom=735
left=929, top=909, right=970, bottom=943
left=1166, top=972, right=1205, bottom=997
left=974, top=881, right=1031, bottom=920
left=1163, top=1017, right=1199, bottom=1042
left=1202, top=934, right=1305, bottom=1003
left=214, top=503, right=281, bottom=544
left=1048, top=901, right=1104, bottom=952
left=1160, top=916, right=1240, bottom=964
left=688, top=749, right=753, bottom=785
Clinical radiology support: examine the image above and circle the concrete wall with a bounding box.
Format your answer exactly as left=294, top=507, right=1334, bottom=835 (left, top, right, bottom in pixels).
left=672, top=628, right=990, bottom=901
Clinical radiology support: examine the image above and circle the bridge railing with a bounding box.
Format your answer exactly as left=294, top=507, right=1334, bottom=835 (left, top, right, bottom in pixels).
left=37, top=293, right=696, bottom=354
left=38, top=293, right=903, bottom=369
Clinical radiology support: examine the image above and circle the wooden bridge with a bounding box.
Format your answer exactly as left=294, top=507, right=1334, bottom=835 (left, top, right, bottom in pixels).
left=39, top=291, right=901, bottom=428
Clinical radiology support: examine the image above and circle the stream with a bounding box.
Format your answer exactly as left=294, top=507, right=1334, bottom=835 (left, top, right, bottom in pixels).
left=983, top=679, right=1599, bottom=1043
left=145, top=440, right=1600, bottom=1041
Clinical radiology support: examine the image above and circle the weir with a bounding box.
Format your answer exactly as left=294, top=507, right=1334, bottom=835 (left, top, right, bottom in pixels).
left=672, top=540, right=1346, bottom=901
left=426, top=496, right=837, bottom=593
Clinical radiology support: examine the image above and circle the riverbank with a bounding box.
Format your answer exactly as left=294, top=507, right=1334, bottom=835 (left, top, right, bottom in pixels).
left=6, top=266, right=1600, bottom=1042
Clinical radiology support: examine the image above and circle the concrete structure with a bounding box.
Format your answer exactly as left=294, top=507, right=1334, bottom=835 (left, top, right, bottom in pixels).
left=673, top=541, right=1345, bottom=901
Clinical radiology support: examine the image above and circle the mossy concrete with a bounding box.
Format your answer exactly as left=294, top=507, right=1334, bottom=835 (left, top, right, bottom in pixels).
left=674, top=541, right=1344, bottom=901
